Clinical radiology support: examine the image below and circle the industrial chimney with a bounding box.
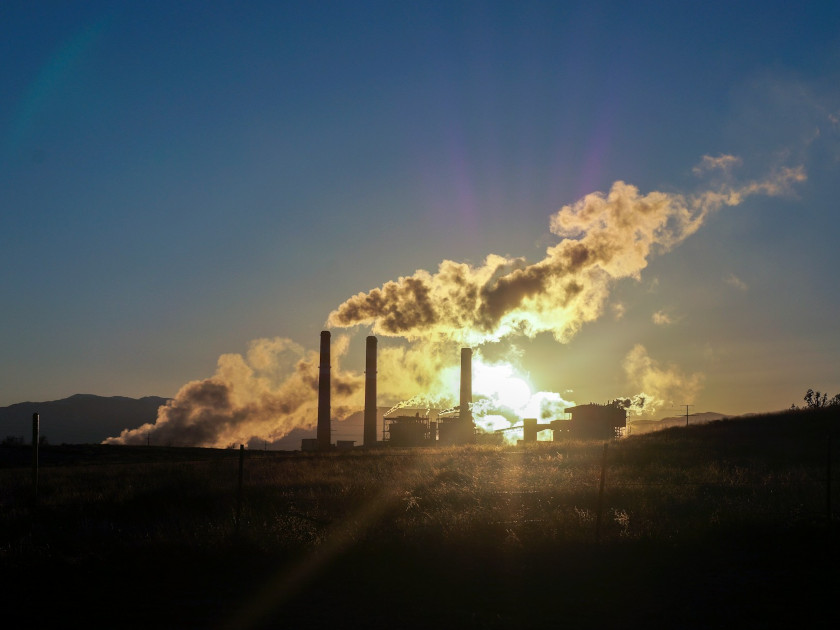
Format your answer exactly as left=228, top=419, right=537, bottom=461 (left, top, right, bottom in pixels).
left=363, top=336, right=377, bottom=447
left=459, top=347, right=475, bottom=443
left=317, top=331, right=331, bottom=451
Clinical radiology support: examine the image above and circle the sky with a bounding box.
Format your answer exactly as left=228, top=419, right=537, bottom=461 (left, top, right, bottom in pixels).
left=2, top=1, right=839, bottom=446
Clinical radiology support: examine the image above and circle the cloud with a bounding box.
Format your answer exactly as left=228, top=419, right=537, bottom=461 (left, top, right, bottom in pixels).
left=725, top=273, right=749, bottom=291
left=328, top=164, right=804, bottom=345
left=623, top=344, right=704, bottom=417
left=692, top=154, right=743, bottom=175
left=652, top=310, right=673, bottom=325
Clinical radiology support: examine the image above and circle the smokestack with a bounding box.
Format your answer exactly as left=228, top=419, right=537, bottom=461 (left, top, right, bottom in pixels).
left=317, top=331, right=331, bottom=451
left=459, top=347, right=474, bottom=442
left=363, top=335, right=377, bottom=447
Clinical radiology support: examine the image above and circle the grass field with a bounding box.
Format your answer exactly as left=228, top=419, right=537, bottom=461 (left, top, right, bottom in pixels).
left=1, top=409, right=837, bottom=629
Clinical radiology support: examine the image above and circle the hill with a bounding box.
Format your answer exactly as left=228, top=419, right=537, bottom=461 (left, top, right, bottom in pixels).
left=628, top=410, right=730, bottom=434
left=0, top=408, right=837, bottom=629
left=0, top=394, right=169, bottom=445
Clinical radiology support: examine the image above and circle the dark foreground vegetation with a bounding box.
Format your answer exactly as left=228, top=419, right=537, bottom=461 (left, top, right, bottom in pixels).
left=1, top=409, right=838, bottom=629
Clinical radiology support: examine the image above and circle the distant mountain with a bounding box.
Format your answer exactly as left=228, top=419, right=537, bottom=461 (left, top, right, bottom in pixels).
left=627, top=411, right=729, bottom=435
left=0, top=394, right=169, bottom=445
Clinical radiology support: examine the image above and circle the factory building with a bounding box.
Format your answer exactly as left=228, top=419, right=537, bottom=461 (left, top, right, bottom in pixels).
left=516, top=404, right=626, bottom=443
left=309, top=331, right=625, bottom=450
left=385, top=346, right=475, bottom=446
left=385, top=414, right=433, bottom=446
left=310, top=332, right=476, bottom=450
left=564, top=402, right=627, bottom=439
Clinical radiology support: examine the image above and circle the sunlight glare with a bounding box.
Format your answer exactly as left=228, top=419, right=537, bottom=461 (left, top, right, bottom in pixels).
left=473, top=360, right=533, bottom=412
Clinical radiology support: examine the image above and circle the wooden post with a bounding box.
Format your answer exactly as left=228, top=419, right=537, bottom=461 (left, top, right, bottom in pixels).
left=235, top=444, right=245, bottom=535
left=32, top=413, right=39, bottom=508
left=828, top=433, right=833, bottom=528
left=595, top=442, right=608, bottom=543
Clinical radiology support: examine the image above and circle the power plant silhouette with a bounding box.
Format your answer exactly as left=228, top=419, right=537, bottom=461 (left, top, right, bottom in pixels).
left=306, top=331, right=625, bottom=451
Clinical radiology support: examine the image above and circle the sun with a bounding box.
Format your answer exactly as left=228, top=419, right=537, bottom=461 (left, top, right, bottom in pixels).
left=472, top=361, right=533, bottom=412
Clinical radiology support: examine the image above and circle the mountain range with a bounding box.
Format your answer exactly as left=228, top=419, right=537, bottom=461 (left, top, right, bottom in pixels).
left=0, top=394, right=169, bottom=445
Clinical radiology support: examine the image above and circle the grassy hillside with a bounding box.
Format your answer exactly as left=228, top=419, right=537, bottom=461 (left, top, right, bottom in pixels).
left=1, top=409, right=837, bottom=629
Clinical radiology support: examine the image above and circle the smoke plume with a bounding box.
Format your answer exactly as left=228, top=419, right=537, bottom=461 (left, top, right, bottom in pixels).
left=328, top=164, right=804, bottom=344
left=106, top=157, right=804, bottom=447
left=622, top=344, right=704, bottom=417
left=105, top=336, right=363, bottom=447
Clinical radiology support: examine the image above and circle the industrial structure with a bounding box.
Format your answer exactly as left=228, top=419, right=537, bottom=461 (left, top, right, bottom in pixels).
left=437, top=347, right=476, bottom=444
left=386, top=413, right=434, bottom=446
left=309, top=331, right=625, bottom=451
left=513, top=403, right=627, bottom=443
left=363, top=335, right=377, bottom=447
left=317, top=331, right=331, bottom=451
left=564, top=403, right=627, bottom=439
left=384, top=346, right=476, bottom=446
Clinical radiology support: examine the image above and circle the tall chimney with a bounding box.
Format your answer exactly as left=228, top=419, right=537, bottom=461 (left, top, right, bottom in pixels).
left=317, top=331, right=331, bottom=451
left=364, top=336, right=377, bottom=447
left=459, top=347, right=474, bottom=442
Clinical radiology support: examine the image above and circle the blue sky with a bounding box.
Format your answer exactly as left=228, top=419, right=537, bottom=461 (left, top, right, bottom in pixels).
left=2, top=2, right=839, bottom=443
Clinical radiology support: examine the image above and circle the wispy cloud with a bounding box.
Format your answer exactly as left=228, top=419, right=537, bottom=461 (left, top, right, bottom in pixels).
left=725, top=273, right=749, bottom=291
left=652, top=310, right=673, bottom=325
left=692, top=154, right=742, bottom=176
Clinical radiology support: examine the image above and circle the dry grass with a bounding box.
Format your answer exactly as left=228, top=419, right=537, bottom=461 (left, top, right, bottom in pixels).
left=0, top=409, right=837, bottom=629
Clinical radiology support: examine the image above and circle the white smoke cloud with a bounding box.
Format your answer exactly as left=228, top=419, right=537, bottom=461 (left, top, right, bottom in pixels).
left=105, top=157, right=805, bottom=447
left=328, top=165, right=804, bottom=345
left=105, top=336, right=363, bottom=447
left=623, top=344, right=704, bottom=418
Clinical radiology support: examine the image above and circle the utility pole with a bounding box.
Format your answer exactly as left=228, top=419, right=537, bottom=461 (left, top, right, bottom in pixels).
left=683, top=404, right=694, bottom=426
left=32, top=413, right=39, bottom=508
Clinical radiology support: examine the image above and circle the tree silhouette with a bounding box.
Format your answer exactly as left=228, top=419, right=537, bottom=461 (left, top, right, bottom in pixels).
left=803, top=388, right=840, bottom=409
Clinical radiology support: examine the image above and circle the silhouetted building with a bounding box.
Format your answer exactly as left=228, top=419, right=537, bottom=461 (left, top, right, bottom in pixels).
left=523, top=418, right=538, bottom=443
left=564, top=403, right=626, bottom=439
left=386, top=414, right=431, bottom=446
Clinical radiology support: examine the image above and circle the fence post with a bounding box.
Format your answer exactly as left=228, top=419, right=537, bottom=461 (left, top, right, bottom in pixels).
left=828, top=433, right=832, bottom=528
left=31, top=413, right=39, bottom=509
left=235, top=444, right=245, bottom=535
left=595, top=442, right=608, bottom=543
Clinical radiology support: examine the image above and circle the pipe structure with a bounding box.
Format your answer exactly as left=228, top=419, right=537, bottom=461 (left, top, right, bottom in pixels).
left=523, top=418, right=538, bottom=443
left=363, top=335, right=377, bottom=447
left=459, top=347, right=474, bottom=442
left=317, top=331, right=331, bottom=451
